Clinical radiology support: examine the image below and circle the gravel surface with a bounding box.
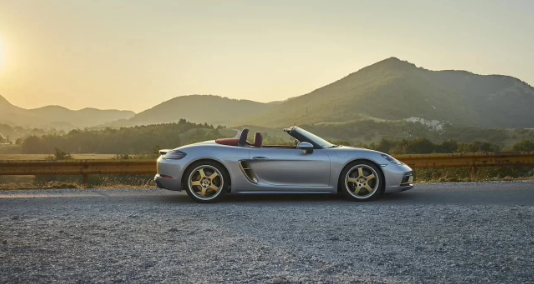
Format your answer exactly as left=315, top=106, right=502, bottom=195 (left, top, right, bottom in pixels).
left=1, top=182, right=534, bottom=283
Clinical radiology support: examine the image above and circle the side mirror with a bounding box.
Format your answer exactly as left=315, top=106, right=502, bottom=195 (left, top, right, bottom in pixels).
left=298, top=142, right=314, bottom=154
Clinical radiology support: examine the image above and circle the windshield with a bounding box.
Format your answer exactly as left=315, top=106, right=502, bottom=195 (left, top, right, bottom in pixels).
left=295, top=127, right=335, bottom=148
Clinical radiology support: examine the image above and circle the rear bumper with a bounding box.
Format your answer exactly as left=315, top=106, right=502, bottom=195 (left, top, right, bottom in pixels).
left=154, top=174, right=182, bottom=191
left=155, top=156, right=186, bottom=191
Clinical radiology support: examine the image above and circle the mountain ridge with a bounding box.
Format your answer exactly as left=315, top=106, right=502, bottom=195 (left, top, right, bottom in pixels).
left=127, top=94, right=269, bottom=126
left=3, top=57, right=534, bottom=130
left=242, top=58, right=534, bottom=128
left=99, top=58, right=534, bottom=129
left=0, top=95, right=135, bottom=129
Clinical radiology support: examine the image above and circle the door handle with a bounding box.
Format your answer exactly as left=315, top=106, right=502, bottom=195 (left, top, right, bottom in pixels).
left=253, top=156, right=268, bottom=160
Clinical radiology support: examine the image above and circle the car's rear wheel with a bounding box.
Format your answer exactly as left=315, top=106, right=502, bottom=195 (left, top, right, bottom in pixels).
left=184, top=161, right=229, bottom=203
left=339, top=161, right=383, bottom=201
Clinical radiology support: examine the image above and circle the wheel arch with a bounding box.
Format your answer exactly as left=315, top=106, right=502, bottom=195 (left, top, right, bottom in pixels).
left=337, top=159, right=386, bottom=194
left=181, top=158, right=232, bottom=192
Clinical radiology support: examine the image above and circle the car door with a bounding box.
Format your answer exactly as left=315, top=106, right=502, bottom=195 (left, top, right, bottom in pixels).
left=247, top=147, right=331, bottom=187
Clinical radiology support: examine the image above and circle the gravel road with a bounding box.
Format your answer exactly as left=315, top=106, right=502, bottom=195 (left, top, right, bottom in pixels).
left=1, top=182, right=534, bottom=283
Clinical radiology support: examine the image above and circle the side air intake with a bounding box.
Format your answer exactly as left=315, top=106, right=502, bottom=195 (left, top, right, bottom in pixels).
left=239, top=161, right=258, bottom=184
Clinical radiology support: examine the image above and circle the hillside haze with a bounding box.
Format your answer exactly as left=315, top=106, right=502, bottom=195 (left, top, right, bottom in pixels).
left=0, top=95, right=135, bottom=129
left=4, top=57, right=534, bottom=130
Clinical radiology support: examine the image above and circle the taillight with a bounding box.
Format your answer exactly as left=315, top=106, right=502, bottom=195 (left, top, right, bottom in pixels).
left=163, top=150, right=187, bottom=160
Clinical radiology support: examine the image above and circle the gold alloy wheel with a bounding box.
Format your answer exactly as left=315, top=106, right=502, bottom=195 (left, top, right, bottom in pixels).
left=188, top=165, right=224, bottom=201
left=345, top=164, right=379, bottom=199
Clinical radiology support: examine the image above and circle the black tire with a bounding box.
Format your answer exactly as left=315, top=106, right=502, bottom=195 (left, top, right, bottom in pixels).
left=338, top=161, right=383, bottom=202
left=183, top=160, right=230, bottom=203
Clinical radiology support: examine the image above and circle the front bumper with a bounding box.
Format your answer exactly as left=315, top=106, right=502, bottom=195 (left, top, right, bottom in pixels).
left=399, top=184, right=414, bottom=192
left=383, top=164, right=415, bottom=193
left=400, top=171, right=414, bottom=186
left=399, top=171, right=415, bottom=191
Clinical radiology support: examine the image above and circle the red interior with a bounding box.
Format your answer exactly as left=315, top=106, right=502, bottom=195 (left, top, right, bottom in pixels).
left=215, top=138, right=240, bottom=146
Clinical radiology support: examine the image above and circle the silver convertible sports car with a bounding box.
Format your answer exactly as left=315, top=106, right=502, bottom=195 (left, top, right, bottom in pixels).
left=155, top=127, right=414, bottom=203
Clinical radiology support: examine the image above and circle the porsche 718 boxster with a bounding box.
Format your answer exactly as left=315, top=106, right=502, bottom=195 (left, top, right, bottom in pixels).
left=155, top=127, right=414, bottom=202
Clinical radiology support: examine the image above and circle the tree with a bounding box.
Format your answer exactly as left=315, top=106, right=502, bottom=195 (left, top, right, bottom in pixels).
left=374, top=139, right=397, bottom=153
left=437, top=140, right=458, bottom=153
left=332, top=140, right=351, bottom=146
left=404, top=138, right=435, bottom=154
left=152, top=145, right=162, bottom=155
left=45, top=148, right=72, bottom=160
left=512, top=140, right=534, bottom=152
left=21, top=136, right=48, bottom=153
left=457, top=141, right=500, bottom=153
left=19, top=120, right=209, bottom=154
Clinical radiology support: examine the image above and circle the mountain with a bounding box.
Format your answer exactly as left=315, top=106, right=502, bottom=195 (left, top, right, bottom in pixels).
left=0, top=95, right=135, bottom=129
left=0, top=94, right=25, bottom=113
left=109, top=58, right=534, bottom=129
left=245, top=57, right=534, bottom=128
left=126, top=95, right=272, bottom=126
left=6, top=57, right=534, bottom=130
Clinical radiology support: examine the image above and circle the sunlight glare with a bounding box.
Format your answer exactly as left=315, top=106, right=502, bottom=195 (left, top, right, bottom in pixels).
left=0, top=37, right=4, bottom=71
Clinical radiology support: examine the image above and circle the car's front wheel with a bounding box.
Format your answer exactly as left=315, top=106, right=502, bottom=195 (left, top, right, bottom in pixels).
left=184, top=161, right=229, bottom=203
left=339, top=161, right=383, bottom=201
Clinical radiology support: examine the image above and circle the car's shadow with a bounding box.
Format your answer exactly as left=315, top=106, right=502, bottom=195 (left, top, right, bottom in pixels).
left=157, top=191, right=417, bottom=204
left=158, top=185, right=534, bottom=206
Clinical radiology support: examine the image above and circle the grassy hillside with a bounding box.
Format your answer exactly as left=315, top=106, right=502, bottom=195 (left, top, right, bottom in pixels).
left=245, top=58, right=534, bottom=128
left=126, top=95, right=272, bottom=126
left=300, top=120, right=534, bottom=147
left=98, top=57, right=534, bottom=130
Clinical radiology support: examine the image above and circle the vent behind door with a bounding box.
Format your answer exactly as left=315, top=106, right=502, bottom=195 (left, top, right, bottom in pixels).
left=239, top=161, right=258, bottom=184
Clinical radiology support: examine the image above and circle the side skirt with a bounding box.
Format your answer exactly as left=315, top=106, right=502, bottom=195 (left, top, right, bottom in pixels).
left=232, top=191, right=335, bottom=195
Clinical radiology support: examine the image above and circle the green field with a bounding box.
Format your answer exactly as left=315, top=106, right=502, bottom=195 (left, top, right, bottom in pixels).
left=0, top=154, right=118, bottom=161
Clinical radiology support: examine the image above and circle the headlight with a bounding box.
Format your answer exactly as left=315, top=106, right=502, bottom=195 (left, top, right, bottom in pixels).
left=163, top=150, right=187, bottom=160
left=381, top=154, right=402, bottom=166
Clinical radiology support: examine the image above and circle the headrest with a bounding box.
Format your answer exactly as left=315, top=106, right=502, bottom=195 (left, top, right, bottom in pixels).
left=254, top=132, right=263, bottom=148
left=238, top=129, right=249, bottom=147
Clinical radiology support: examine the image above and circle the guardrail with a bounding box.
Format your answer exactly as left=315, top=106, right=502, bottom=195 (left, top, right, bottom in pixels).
left=0, top=153, right=533, bottom=183
left=0, top=160, right=155, bottom=184
left=397, top=152, right=534, bottom=179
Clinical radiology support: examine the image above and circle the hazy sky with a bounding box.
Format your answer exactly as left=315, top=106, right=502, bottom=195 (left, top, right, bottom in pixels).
left=0, top=0, right=533, bottom=112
